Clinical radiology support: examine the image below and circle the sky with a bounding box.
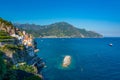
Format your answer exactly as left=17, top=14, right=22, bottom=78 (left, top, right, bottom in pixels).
left=0, top=0, right=120, bottom=37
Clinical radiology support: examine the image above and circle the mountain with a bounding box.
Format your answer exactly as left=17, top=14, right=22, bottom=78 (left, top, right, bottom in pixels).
left=14, top=22, right=103, bottom=38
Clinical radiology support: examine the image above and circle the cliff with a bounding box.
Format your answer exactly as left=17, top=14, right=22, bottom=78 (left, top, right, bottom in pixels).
left=0, top=17, right=43, bottom=80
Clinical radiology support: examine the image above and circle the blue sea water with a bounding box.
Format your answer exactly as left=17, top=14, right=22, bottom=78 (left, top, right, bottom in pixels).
left=35, top=38, right=120, bottom=80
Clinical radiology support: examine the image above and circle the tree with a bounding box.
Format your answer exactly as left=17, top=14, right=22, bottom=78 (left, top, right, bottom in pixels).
left=0, top=52, right=6, bottom=80
left=24, top=75, right=42, bottom=80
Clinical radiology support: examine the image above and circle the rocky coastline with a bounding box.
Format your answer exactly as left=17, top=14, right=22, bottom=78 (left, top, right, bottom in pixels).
left=0, top=18, right=44, bottom=80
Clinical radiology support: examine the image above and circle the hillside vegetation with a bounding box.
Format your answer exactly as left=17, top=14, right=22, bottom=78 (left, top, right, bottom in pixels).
left=0, top=17, right=42, bottom=80
left=14, top=22, right=103, bottom=38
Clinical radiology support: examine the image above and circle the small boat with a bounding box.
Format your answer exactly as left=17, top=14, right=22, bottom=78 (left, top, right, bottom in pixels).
left=109, top=43, right=113, bottom=46
left=34, top=49, right=39, bottom=53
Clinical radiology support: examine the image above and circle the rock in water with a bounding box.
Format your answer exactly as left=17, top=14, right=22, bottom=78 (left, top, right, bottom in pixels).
left=62, top=55, right=71, bottom=67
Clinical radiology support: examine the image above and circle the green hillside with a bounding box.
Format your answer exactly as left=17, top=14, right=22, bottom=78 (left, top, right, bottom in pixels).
left=14, top=22, right=103, bottom=38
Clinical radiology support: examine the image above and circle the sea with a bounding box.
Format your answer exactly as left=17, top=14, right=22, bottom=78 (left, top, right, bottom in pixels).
left=35, top=38, right=120, bottom=80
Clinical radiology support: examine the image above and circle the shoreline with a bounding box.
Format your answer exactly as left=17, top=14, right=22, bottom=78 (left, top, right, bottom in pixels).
left=34, top=37, right=120, bottom=39
left=34, top=37, right=104, bottom=39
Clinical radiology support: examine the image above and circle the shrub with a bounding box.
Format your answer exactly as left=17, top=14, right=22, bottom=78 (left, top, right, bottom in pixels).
left=24, top=75, right=42, bottom=80
left=0, top=54, right=7, bottom=80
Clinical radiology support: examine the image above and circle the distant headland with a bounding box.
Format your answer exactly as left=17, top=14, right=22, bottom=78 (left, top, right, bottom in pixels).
left=14, top=22, right=103, bottom=38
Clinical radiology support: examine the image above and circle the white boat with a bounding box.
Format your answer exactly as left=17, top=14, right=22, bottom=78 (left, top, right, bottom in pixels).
left=109, top=43, right=113, bottom=46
